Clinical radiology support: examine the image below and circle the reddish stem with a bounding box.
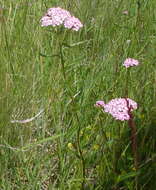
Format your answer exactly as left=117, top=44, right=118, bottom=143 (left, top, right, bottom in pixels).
left=125, top=98, right=139, bottom=170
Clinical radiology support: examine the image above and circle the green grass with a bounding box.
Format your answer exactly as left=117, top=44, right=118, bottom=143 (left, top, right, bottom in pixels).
left=0, top=0, right=156, bottom=189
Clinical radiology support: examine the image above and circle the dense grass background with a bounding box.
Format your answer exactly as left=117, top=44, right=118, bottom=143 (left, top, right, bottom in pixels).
left=0, top=0, right=156, bottom=189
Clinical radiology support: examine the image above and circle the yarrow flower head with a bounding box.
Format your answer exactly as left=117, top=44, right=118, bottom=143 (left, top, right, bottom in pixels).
left=123, top=58, right=139, bottom=68
left=41, top=7, right=71, bottom=27
left=95, top=98, right=137, bottom=121
left=40, top=7, right=83, bottom=31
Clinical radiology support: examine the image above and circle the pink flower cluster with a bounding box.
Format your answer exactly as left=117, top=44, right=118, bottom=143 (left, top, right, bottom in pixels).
left=123, top=58, right=139, bottom=68
left=95, top=98, right=137, bottom=121
left=41, top=7, right=83, bottom=31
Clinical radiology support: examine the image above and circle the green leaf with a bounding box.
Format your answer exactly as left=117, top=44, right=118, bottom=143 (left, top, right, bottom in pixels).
left=117, top=171, right=139, bottom=183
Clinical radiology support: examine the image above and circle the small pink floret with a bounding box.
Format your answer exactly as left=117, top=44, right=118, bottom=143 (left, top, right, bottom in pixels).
left=122, top=10, right=128, bottom=15
left=123, top=58, right=139, bottom=68
left=95, top=101, right=105, bottom=108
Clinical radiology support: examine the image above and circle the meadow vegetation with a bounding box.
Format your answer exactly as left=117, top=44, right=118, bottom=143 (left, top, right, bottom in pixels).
left=0, top=0, right=156, bottom=189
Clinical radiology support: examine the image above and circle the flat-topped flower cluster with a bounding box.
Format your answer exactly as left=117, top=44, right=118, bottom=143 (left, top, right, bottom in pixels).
left=41, top=7, right=83, bottom=31
left=95, top=98, right=137, bottom=121
left=123, top=58, right=139, bottom=68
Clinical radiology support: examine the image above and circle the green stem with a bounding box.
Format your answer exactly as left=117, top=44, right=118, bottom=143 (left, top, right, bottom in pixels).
left=77, top=124, right=85, bottom=189
left=59, top=43, right=66, bottom=80
left=125, top=69, right=130, bottom=97
left=59, top=38, right=85, bottom=188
